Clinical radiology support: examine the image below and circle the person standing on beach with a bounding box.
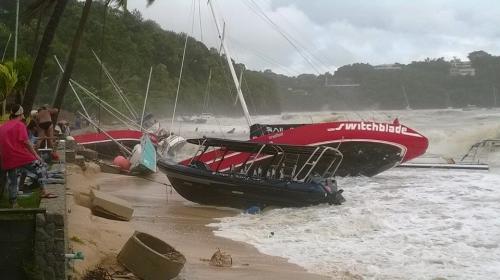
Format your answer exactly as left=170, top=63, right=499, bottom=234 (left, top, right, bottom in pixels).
left=0, top=104, right=56, bottom=207
left=35, top=105, right=58, bottom=149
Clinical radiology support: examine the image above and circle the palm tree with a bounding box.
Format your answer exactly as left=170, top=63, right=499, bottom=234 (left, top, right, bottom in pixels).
left=51, top=0, right=93, bottom=120
left=22, top=0, right=69, bottom=117
left=0, top=61, right=18, bottom=117
left=52, top=0, right=155, bottom=121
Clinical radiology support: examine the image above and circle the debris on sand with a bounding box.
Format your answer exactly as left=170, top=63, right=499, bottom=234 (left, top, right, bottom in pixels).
left=209, top=248, right=232, bottom=267
left=82, top=265, right=112, bottom=280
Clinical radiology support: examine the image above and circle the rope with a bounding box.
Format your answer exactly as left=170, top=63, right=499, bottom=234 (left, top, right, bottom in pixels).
left=169, top=0, right=196, bottom=133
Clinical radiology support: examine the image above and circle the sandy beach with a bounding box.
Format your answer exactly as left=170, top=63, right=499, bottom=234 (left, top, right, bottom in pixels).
left=66, top=163, right=329, bottom=279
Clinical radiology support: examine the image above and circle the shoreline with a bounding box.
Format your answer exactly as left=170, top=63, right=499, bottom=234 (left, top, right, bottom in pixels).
left=66, top=164, right=329, bottom=279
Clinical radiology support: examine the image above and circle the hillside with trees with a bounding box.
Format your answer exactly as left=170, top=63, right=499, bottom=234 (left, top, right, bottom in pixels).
left=0, top=0, right=280, bottom=120
left=1, top=0, right=500, bottom=119
left=270, top=51, right=500, bottom=111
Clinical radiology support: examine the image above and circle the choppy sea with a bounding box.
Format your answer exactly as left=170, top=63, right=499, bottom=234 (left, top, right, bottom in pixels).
left=165, top=108, right=500, bottom=279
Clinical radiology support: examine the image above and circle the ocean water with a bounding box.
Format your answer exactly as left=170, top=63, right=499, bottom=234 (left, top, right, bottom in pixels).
left=189, top=108, right=500, bottom=279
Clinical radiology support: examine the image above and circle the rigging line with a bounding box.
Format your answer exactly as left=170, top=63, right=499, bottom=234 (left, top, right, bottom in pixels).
left=205, top=80, right=227, bottom=139
left=1, top=33, right=11, bottom=62
left=245, top=0, right=328, bottom=74
left=241, top=72, right=258, bottom=115
left=255, top=0, right=335, bottom=72
left=198, top=0, right=204, bottom=42
left=252, top=0, right=331, bottom=73
left=248, top=0, right=363, bottom=118
left=202, top=68, right=212, bottom=113
left=71, top=79, right=140, bottom=128
left=75, top=82, right=137, bottom=130
left=251, top=1, right=329, bottom=74
left=78, top=112, right=132, bottom=156
left=170, top=0, right=196, bottom=133
left=216, top=49, right=238, bottom=106
left=92, top=49, right=138, bottom=119
left=227, top=36, right=300, bottom=76
left=93, top=48, right=138, bottom=117
left=242, top=0, right=323, bottom=74
left=203, top=2, right=241, bottom=110
left=140, top=66, right=153, bottom=131
left=53, top=55, right=92, bottom=122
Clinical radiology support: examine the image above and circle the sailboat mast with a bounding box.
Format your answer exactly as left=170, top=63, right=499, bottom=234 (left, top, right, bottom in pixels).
left=14, top=0, right=19, bottom=61
left=208, top=0, right=252, bottom=126
left=140, top=66, right=153, bottom=130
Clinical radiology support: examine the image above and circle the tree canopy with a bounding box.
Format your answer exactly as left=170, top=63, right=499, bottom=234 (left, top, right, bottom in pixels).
left=0, top=0, right=280, bottom=121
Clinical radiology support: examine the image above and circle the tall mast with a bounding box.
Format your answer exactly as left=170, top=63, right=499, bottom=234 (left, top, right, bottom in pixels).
left=14, top=0, right=19, bottom=61
left=208, top=0, right=252, bottom=126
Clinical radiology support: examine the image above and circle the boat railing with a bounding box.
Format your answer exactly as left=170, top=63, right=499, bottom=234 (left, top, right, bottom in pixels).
left=244, top=144, right=267, bottom=175
left=188, top=139, right=208, bottom=165
left=293, top=146, right=343, bottom=182
left=187, top=140, right=342, bottom=184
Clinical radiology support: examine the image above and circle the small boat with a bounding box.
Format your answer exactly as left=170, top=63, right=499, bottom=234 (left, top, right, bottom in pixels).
left=73, top=130, right=157, bottom=158
left=158, top=137, right=345, bottom=209
left=74, top=129, right=142, bottom=157
left=129, top=134, right=157, bottom=174
left=158, top=134, right=187, bottom=157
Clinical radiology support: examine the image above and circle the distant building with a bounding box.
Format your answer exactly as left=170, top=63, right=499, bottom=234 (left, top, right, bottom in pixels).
left=373, top=64, right=402, bottom=70
left=450, top=61, right=475, bottom=76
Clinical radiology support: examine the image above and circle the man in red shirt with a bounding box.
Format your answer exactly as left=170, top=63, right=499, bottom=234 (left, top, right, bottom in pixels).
left=0, top=104, right=56, bottom=207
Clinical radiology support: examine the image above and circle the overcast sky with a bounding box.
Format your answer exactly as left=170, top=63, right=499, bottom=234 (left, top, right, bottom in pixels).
left=127, top=0, right=500, bottom=76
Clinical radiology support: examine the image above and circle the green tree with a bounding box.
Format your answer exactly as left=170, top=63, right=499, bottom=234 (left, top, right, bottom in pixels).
left=0, top=61, right=18, bottom=116
left=52, top=0, right=156, bottom=122
left=22, top=0, right=69, bottom=117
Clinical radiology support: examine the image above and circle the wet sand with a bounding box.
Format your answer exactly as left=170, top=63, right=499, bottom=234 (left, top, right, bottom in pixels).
left=67, top=164, right=328, bottom=279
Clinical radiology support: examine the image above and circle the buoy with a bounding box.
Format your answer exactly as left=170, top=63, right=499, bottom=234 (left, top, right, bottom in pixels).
left=113, top=156, right=131, bottom=170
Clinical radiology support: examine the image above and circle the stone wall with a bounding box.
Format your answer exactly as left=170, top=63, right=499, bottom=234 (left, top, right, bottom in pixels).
left=34, top=163, right=67, bottom=280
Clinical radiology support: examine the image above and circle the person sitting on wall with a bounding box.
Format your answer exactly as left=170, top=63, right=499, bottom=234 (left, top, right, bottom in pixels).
left=0, top=104, right=57, bottom=207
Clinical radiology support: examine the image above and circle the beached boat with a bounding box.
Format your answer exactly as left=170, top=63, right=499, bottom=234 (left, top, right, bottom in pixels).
left=129, top=134, right=157, bottom=174
left=73, top=129, right=147, bottom=158
left=247, top=121, right=428, bottom=176
left=158, top=137, right=345, bottom=209
left=184, top=2, right=428, bottom=177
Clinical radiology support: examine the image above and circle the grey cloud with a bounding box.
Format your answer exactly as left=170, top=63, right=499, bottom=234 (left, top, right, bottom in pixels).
left=128, top=0, right=500, bottom=75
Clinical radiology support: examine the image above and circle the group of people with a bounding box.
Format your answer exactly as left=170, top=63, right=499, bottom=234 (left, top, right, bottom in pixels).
left=0, top=104, right=58, bottom=208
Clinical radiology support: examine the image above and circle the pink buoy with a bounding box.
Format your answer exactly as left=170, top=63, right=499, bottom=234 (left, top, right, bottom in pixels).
left=113, top=156, right=131, bottom=171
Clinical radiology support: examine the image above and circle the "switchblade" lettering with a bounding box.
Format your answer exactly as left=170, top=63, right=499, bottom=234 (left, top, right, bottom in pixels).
left=327, top=122, right=422, bottom=137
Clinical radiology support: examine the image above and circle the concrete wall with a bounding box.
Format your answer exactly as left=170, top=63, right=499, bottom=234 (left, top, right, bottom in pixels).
left=34, top=164, right=67, bottom=280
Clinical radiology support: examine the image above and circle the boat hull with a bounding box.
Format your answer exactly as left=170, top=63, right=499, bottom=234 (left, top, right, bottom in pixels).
left=130, top=135, right=157, bottom=174
left=158, top=161, right=339, bottom=209
left=74, top=130, right=157, bottom=158
left=183, top=121, right=428, bottom=177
